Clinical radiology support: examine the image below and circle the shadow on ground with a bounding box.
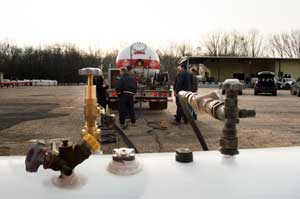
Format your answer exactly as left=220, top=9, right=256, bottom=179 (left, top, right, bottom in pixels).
left=0, top=102, right=69, bottom=131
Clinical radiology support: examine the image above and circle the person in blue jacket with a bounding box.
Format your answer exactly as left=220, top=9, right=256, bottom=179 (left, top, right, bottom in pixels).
left=115, top=67, right=137, bottom=129
left=173, top=64, right=192, bottom=124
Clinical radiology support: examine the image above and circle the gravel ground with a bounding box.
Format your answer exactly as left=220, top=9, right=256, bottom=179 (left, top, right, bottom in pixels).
left=0, top=86, right=300, bottom=155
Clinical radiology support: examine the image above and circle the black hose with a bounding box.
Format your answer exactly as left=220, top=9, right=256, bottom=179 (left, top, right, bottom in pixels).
left=178, top=94, right=209, bottom=151
left=113, top=123, right=139, bottom=153
left=101, top=132, right=117, bottom=144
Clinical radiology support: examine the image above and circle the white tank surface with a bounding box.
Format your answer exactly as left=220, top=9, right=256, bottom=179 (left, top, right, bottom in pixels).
left=116, top=42, right=160, bottom=77
left=1, top=147, right=300, bottom=199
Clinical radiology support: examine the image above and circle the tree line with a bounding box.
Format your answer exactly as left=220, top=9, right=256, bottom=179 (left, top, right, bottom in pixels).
left=200, top=30, right=300, bottom=58
left=0, top=30, right=299, bottom=83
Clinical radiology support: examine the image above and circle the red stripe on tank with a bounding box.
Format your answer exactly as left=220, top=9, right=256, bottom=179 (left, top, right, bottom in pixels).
left=116, top=59, right=160, bottom=69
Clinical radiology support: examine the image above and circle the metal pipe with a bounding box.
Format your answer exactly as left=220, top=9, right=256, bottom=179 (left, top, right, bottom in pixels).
left=220, top=88, right=239, bottom=155
left=179, top=80, right=256, bottom=156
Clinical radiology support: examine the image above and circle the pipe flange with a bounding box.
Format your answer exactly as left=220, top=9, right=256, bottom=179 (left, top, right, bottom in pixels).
left=112, top=148, right=135, bottom=162
left=107, top=148, right=142, bottom=175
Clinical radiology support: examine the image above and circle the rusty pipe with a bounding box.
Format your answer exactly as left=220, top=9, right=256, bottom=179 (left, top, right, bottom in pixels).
left=179, top=80, right=256, bottom=156
left=179, top=90, right=255, bottom=121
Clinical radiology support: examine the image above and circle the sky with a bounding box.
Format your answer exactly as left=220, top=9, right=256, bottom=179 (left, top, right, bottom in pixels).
left=0, top=0, right=300, bottom=50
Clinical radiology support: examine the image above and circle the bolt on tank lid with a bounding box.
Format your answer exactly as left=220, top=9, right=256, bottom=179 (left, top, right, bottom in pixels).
left=112, top=148, right=136, bottom=162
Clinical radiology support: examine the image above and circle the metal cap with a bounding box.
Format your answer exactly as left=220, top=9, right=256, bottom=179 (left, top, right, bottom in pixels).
left=79, top=68, right=102, bottom=76
left=175, top=148, right=193, bottom=163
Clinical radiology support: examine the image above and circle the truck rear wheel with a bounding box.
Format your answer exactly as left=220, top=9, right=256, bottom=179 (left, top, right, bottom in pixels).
left=149, top=101, right=168, bottom=110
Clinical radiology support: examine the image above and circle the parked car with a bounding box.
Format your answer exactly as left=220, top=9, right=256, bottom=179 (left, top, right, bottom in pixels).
left=290, top=77, right=300, bottom=97
left=220, top=79, right=243, bottom=95
left=254, top=71, right=277, bottom=96
left=276, top=77, right=295, bottom=90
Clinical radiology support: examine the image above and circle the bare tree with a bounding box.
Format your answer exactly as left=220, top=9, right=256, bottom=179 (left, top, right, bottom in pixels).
left=202, top=31, right=264, bottom=57
left=157, top=43, right=184, bottom=80
left=160, top=42, right=192, bottom=57
left=203, top=32, right=246, bottom=56
left=176, top=42, right=193, bottom=56
left=270, top=34, right=285, bottom=57
left=219, top=33, right=230, bottom=56
left=248, top=30, right=263, bottom=57
left=270, top=30, right=300, bottom=58
left=290, top=30, right=300, bottom=58
left=102, top=49, right=119, bottom=71
left=238, top=35, right=249, bottom=56
left=203, top=33, right=221, bottom=56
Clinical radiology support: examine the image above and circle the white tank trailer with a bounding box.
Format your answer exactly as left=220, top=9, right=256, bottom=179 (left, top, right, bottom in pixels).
left=107, top=42, right=172, bottom=110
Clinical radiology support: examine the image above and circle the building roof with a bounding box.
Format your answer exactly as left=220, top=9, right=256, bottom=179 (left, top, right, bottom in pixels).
left=179, top=56, right=300, bottom=65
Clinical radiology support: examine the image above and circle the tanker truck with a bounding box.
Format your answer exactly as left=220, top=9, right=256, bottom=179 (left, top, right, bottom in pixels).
left=107, top=42, right=172, bottom=110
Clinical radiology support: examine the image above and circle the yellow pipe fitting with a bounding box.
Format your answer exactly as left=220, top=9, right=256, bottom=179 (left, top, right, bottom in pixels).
left=82, top=83, right=101, bottom=138
left=82, top=133, right=100, bottom=152
left=78, top=69, right=103, bottom=151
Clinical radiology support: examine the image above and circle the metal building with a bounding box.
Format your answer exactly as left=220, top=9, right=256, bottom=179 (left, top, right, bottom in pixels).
left=180, top=56, right=300, bottom=82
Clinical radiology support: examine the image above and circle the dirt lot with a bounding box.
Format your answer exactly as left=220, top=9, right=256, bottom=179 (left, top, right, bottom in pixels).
left=0, top=86, right=300, bottom=155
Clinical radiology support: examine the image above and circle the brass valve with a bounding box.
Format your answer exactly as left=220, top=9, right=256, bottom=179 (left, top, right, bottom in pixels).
left=25, top=67, right=104, bottom=178
left=79, top=68, right=103, bottom=151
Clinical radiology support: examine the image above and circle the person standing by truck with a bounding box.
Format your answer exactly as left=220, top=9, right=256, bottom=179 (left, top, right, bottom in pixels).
left=189, top=67, right=198, bottom=93
left=116, top=67, right=137, bottom=129
left=173, top=64, right=192, bottom=124
left=189, top=67, right=198, bottom=120
left=95, top=75, right=109, bottom=110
